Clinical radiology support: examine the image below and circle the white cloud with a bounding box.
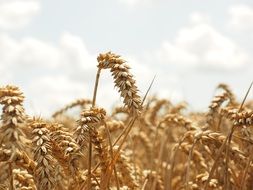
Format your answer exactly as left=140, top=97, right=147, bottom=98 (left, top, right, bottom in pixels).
left=0, top=32, right=96, bottom=71
left=156, top=13, right=249, bottom=70
left=0, top=0, right=40, bottom=30
left=0, top=64, right=12, bottom=84
left=0, top=32, right=97, bottom=116
left=26, top=76, right=85, bottom=116
left=61, top=33, right=96, bottom=71
left=228, top=4, right=253, bottom=31
left=189, top=12, right=210, bottom=24
left=156, top=42, right=198, bottom=66
left=118, top=0, right=155, bottom=7
left=0, top=32, right=157, bottom=116
left=119, top=0, right=139, bottom=6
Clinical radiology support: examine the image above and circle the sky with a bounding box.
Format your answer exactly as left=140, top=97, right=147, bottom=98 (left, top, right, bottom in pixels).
left=0, top=0, right=253, bottom=116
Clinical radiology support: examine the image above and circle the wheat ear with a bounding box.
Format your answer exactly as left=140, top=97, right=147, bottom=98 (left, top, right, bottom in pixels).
left=97, top=52, right=142, bottom=115
left=29, top=118, right=56, bottom=190
left=0, top=85, right=28, bottom=189
left=49, top=123, right=81, bottom=177
left=0, top=85, right=27, bottom=152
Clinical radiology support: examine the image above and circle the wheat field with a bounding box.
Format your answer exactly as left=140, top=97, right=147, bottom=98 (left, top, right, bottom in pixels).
left=0, top=52, right=253, bottom=190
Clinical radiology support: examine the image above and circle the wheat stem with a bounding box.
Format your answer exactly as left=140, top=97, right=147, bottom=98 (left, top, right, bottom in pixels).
left=92, top=68, right=101, bottom=107
left=104, top=122, right=120, bottom=190
left=87, top=68, right=102, bottom=189
left=8, top=162, right=13, bottom=190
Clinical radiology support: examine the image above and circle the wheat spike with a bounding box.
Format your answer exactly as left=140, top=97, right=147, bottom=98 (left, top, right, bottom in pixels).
left=97, top=52, right=142, bottom=115
left=0, top=85, right=28, bottom=153
left=30, top=118, right=56, bottom=190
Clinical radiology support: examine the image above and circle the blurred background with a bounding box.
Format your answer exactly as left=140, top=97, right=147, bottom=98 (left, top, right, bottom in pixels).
left=0, top=0, right=252, bottom=116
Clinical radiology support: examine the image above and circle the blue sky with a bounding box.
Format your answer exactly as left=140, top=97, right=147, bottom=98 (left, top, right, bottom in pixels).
left=0, top=0, right=253, bottom=116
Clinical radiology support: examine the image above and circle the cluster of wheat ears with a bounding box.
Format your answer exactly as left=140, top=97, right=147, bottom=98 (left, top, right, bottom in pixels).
left=0, top=52, right=253, bottom=190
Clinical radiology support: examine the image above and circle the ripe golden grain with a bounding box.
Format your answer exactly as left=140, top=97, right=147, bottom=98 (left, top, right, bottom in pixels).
left=0, top=53, right=253, bottom=189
